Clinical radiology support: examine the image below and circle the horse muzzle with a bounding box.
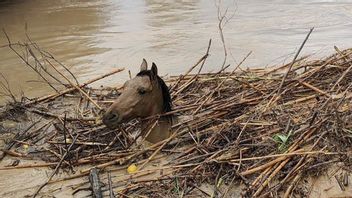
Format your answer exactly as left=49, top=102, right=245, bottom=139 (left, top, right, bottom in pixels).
left=102, top=111, right=120, bottom=128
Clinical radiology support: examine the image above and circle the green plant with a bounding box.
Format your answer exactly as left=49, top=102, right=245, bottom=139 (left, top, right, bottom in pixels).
left=273, top=130, right=292, bottom=152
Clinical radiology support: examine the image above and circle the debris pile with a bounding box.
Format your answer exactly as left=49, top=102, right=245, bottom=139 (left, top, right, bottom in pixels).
left=1, top=38, right=352, bottom=197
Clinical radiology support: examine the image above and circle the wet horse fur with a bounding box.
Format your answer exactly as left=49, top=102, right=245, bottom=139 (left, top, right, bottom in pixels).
left=102, top=59, right=172, bottom=143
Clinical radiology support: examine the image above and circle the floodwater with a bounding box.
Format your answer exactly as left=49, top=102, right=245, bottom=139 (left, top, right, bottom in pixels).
left=0, top=0, right=352, bottom=101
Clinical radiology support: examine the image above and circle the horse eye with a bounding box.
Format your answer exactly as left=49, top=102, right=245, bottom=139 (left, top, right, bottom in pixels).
left=138, top=88, right=146, bottom=95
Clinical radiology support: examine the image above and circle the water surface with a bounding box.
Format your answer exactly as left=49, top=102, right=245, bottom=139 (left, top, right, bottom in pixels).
left=0, top=0, right=351, bottom=101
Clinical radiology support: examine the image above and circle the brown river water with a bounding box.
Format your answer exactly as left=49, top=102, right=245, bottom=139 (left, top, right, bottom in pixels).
left=0, top=0, right=352, bottom=102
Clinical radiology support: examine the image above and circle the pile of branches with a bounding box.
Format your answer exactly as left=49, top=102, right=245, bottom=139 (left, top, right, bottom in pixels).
left=131, top=47, right=352, bottom=197
left=1, top=33, right=352, bottom=197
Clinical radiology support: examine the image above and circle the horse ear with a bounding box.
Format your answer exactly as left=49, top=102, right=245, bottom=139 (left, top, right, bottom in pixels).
left=140, top=59, right=148, bottom=72
left=151, top=62, right=158, bottom=76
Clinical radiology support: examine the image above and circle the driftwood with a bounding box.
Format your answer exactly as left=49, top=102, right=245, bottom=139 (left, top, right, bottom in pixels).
left=89, top=168, right=103, bottom=198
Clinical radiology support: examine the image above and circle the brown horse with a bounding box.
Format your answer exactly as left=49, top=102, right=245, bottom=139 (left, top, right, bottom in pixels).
left=102, top=59, right=172, bottom=143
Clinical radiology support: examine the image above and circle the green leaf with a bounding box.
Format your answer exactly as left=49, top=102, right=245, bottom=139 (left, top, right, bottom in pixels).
left=273, top=134, right=287, bottom=143
left=273, top=131, right=292, bottom=152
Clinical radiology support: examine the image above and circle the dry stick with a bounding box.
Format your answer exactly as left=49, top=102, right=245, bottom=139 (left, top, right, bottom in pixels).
left=282, top=160, right=309, bottom=198
left=252, top=167, right=272, bottom=187
left=0, top=73, right=17, bottom=102
left=231, top=77, right=266, bottom=95
left=281, top=94, right=318, bottom=107
left=108, top=164, right=187, bottom=186
left=41, top=52, right=80, bottom=86
left=335, top=174, right=346, bottom=191
left=296, top=56, right=336, bottom=82
left=108, top=172, right=115, bottom=198
left=25, top=43, right=67, bottom=87
left=172, top=77, right=197, bottom=97
left=168, top=71, right=279, bottom=81
left=235, top=113, right=255, bottom=144
left=29, top=109, right=95, bottom=122
left=62, top=114, right=69, bottom=151
left=170, top=39, right=212, bottom=92
left=286, top=170, right=307, bottom=198
left=57, top=116, right=74, bottom=139
left=137, top=120, right=158, bottom=147
left=197, top=39, right=212, bottom=75
left=252, top=120, right=325, bottom=196
left=25, top=68, right=124, bottom=106
left=277, top=27, right=314, bottom=94
left=278, top=123, right=330, bottom=196
left=170, top=44, right=212, bottom=102
left=32, top=134, right=79, bottom=198
left=243, top=121, right=322, bottom=176
left=330, top=46, right=352, bottom=91
left=229, top=151, right=337, bottom=163
left=0, top=162, right=57, bottom=170
left=298, top=81, right=330, bottom=97
left=57, top=155, right=167, bottom=186
left=216, top=0, right=235, bottom=70
left=2, top=150, right=26, bottom=157
left=0, top=120, right=40, bottom=160
left=241, top=148, right=305, bottom=176
left=262, top=56, right=309, bottom=76
left=139, top=132, right=179, bottom=170
left=80, top=141, right=163, bottom=173
left=262, top=145, right=328, bottom=197
left=192, top=51, right=252, bottom=114
left=24, top=31, right=79, bottom=86
left=44, top=148, right=71, bottom=167
left=45, top=59, right=101, bottom=110
left=48, top=141, right=107, bottom=146
left=3, top=29, right=59, bottom=92
left=253, top=157, right=292, bottom=197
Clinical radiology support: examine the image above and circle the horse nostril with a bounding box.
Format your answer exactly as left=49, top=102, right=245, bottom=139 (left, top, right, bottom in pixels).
left=104, top=112, right=119, bottom=122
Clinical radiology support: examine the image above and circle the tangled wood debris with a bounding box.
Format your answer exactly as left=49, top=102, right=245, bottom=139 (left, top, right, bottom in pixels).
left=1, top=35, right=352, bottom=197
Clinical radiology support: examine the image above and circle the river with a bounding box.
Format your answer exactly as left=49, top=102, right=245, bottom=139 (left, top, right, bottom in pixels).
left=0, top=0, right=351, bottom=102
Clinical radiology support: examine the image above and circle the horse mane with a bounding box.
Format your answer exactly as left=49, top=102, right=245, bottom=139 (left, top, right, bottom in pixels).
left=136, top=70, right=172, bottom=114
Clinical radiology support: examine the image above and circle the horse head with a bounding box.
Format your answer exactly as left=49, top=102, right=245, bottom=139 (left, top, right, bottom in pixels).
left=103, top=59, right=171, bottom=129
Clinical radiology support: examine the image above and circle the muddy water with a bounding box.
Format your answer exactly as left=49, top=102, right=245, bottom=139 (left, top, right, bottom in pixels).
left=0, top=0, right=352, bottom=102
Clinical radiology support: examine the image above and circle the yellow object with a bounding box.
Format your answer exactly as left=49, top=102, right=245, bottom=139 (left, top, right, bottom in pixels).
left=66, top=138, right=72, bottom=144
left=95, top=117, right=102, bottom=125
left=127, top=164, right=138, bottom=174
left=23, top=144, right=29, bottom=149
